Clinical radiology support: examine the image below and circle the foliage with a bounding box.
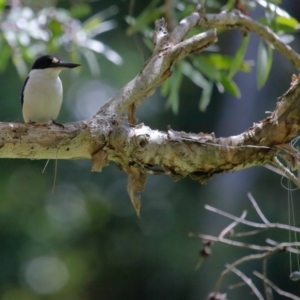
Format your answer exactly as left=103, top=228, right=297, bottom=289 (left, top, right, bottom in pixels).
left=0, top=1, right=121, bottom=77
left=127, top=0, right=299, bottom=112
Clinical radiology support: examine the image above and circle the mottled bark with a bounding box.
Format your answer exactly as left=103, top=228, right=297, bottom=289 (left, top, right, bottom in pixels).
left=1, top=7, right=300, bottom=213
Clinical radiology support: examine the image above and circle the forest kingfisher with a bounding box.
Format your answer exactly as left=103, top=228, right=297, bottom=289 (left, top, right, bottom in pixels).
left=21, top=55, right=80, bottom=126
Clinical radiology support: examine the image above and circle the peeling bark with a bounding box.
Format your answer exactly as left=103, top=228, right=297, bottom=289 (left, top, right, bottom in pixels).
left=1, top=7, right=300, bottom=212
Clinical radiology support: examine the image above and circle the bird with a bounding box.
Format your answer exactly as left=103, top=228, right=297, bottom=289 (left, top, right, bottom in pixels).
left=21, top=55, right=80, bottom=126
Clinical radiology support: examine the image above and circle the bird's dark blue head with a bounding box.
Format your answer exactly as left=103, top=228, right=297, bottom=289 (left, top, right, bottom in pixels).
left=31, top=55, right=80, bottom=70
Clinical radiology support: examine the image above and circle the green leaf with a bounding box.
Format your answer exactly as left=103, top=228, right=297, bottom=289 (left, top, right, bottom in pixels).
left=83, top=16, right=102, bottom=32
left=258, top=16, right=299, bottom=33
left=227, top=35, right=250, bottom=79
left=181, top=61, right=208, bottom=89
left=126, top=0, right=163, bottom=35
left=257, top=41, right=273, bottom=89
left=166, top=63, right=183, bottom=114
left=220, top=74, right=241, bottom=98
left=267, top=0, right=282, bottom=4
left=203, top=54, right=251, bottom=73
left=192, top=57, right=221, bottom=82
left=276, top=16, right=299, bottom=30
left=70, top=4, right=91, bottom=18
left=49, top=19, right=64, bottom=37
left=224, top=0, right=236, bottom=10
left=0, top=0, right=6, bottom=13
left=199, top=81, right=213, bottom=112
left=256, top=0, right=289, bottom=18
left=161, top=78, right=170, bottom=97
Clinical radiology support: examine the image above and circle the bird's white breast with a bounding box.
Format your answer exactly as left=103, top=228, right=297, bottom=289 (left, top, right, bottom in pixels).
left=22, top=69, right=63, bottom=124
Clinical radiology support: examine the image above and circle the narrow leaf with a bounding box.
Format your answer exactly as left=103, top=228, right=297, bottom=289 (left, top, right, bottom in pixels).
left=203, top=54, right=251, bottom=72
left=199, top=81, right=214, bottom=112
left=257, top=41, right=273, bottom=89
left=182, top=61, right=208, bottom=89
left=166, top=63, right=183, bottom=114
left=256, top=0, right=289, bottom=18
left=225, top=0, right=236, bottom=10
left=161, top=78, right=170, bottom=97
left=126, top=0, right=162, bottom=35
left=193, top=57, right=221, bottom=82
left=258, top=16, right=299, bottom=33
left=220, top=74, right=241, bottom=98
left=227, top=35, right=250, bottom=79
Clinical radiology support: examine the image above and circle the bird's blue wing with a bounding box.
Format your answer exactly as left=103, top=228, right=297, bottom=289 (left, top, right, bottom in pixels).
left=20, top=76, right=29, bottom=107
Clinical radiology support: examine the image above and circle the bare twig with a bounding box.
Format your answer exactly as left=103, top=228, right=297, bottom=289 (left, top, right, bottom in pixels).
left=254, top=271, right=300, bottom=300
left=272, top=157, right=300, bottom=189
left=233, top=229, right=267, bottom=237
left=228, top=281, right=246, bottom=290
left=214, top=253, right=269, bottom=293
left=205, top=205, right=267, bottom=228
left=219, top=210, right=247, bottom=239
left=247, top=192, right=270, bottom=224
left=202, top=195, right=300, bottom=298
left=266, top=238, right=300, bottom=255
left=164, top=0, right=174, bottom=31
left=205, top=204, right=300, bottom=233
left=189, top=232, right=273, bottom=251
left=262, top=258, right=272, bottom=300
left=264, top=164, right=286, bottom=177
left=225, top=264, right=264, bottom=300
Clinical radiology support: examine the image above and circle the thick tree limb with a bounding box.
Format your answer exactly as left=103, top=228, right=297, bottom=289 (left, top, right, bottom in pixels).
left=2, top=74, right=300, bottom=184
left=0, top=7, right=299, bottom=203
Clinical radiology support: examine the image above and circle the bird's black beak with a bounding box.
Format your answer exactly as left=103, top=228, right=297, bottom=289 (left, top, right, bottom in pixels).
left=53, top=61, right=81, bottom=69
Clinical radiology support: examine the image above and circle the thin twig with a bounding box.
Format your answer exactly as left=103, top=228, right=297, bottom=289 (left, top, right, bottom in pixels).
left=228, top=281, right=246, bottom=290
left=254, top=271, right=300, bottom=300
left=272, top=157, right=300, bottom=189
left=205, top=205, right=267, bottom=228
left=214, top=252, right=269, bottom=294
left=262, top=258, right=272, bottom=300
left=42, top=159, right=50, bottom=174
left=233, top=229, right=267, bottom=237
left=219, top=210, right=247, bottom=239
left=225, top=264, right=264, bottom=300
left=189, top=232, right=273, bottom=251
left=164, top=0, right=174, bottom=31
left=205, top=204, right=300, bottom=233
left=266, top=239, right=300, bottom=255
left=247, top=192, right=270, bottom=224
left=264, top=164, right=286, bottom=177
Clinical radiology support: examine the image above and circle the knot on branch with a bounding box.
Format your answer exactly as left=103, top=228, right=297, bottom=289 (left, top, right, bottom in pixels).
left=153, top=18, right=174, bottom=52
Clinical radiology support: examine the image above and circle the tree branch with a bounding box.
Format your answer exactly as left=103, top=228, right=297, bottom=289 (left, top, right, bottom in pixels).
left=199, top=10, right=300, bottom=70
left=254, top=271, right=300, bottom=300
left=225, top=265, right=264, bottom=300
left=0, top=7, right=299, bottom=210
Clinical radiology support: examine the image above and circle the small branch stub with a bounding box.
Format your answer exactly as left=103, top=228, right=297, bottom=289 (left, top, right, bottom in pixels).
left=126, top=166, right=147, bottom=217
left=91, top=149, right=108, bottom=172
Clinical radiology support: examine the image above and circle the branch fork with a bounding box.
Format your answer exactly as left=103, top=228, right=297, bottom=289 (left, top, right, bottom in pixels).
left=1, top=7, right=300, bottom=215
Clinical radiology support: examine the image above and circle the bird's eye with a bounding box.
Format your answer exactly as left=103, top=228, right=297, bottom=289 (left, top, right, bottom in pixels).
left=52, top=57, right=59, bottom=64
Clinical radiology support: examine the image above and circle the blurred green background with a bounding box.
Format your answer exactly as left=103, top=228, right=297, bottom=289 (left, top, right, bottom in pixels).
left=0, top=0, right=299, bottom=299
